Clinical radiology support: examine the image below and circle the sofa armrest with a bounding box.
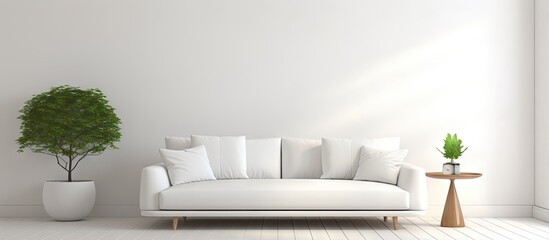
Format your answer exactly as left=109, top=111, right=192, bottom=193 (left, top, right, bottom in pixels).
left=140, top=163, right=171, bottom=211
left=397, top=163, right=428, bottom=211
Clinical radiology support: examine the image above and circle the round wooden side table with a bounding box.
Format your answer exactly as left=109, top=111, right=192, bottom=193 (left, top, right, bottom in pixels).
left=426, top=172, right=482, bottom=227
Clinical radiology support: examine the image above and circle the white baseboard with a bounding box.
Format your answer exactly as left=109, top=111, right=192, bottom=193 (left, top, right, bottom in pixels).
left=0, top=205, right=141, bottom=218
left=0, top=205, right=534, bottom=218
left=533, top=206, right=549, bottom=222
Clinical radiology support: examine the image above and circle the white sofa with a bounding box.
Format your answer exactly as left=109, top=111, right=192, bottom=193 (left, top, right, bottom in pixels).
left=140, top=137, right=427, bottom=230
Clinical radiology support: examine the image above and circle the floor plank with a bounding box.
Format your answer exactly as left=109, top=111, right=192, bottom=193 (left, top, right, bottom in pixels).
left=445, top=217, right=507, bottom=240
left=278, top=218, right=295, bottom=240
left=468, top=218, right=528, bottom=240
left=292, top=217, right=312, bottom=240
left=224, top=218, right=248, bottom=240
left=376, top=217, right=419, bottom=240
left=335, top=218, right=365, bottom=240
left=321, top=218, right=348, bottom=240
left=81, top=218, right=146, bottom=240
left=261, top=218, right=277, bottom=240
left=499, top=218, right=549, bottom=239
left=512, top=218, right=549, bottom=232
left=0, top=218, right=27, bottom=237
left=151, top=219, right=184, bottom=240
left=482, top=218, right=547, bottom=240
left=242, top=218, right=262, bottom=240
left=398, top=217, right=436, bottom=239
left=110, top=218, right=159, bottom=240
left=406, top=217, right=453, bottom=239
left=40, top=220, right=106, bottom=240
left=349, top=218, right=383, bottom=240
left=134, top=219, right=171, bottom=240
left=0, top=219, right=47, bottom=240
left=306, top=218, right=330, bottom=240
left=59, top=219, right=117, bottom=240
left=0, top=217, right=547, bottom=240
left=207, top=219, right=232, bottom=240
left=94, top=218, right=154, bottom=240
left=2, top=218, right=49, bottom=240
left=431, top=217, right=492, bottom=240
left=169, top=217, right=205, bottom=240
left=419, top=217, right=473, bottom=240
left=363, top=217, right=403, bottom=240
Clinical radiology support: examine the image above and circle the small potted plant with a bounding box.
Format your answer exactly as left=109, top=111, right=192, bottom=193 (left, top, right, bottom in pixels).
left=436, top=133, right=468, bottom=175
left=17, top=85, right=121, bottom=221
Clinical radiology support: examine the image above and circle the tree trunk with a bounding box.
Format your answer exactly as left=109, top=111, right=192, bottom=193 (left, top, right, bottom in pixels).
left=68, top=157, right=73, bottom=182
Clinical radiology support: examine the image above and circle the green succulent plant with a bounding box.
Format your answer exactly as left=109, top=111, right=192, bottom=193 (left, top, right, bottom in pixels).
left=436, top=133, right=468, bottom=162
left=16, top=85, right=122, bottom=182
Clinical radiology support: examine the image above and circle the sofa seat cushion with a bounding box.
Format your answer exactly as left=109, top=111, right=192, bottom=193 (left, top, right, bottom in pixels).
left=159, top=179, right=409, bottom=210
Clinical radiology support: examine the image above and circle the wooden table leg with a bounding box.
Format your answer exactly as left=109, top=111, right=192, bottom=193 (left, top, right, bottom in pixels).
left=441, top=179, right=465, bottom=227
left=172, top=217, right=179, bottom=230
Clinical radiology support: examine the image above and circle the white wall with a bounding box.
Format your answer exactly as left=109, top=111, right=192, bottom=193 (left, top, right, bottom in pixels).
left=535, top=0, right=549, bottom=221
left=0, top=0, right=534, bottom=217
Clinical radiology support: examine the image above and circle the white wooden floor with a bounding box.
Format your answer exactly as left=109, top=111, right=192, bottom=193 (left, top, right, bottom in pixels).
left=0, top=217, right=548, bottom=240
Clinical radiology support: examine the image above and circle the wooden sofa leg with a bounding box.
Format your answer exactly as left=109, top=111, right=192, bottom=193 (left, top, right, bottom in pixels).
left=383, top=216, right=387, bottom=222
left=172, top=217, right=179, bottom=230
left=392, top=217, right=398, bottom=230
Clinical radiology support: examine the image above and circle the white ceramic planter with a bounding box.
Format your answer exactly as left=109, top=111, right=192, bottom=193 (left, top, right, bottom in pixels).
left=43, top=181, right=95, bottom=221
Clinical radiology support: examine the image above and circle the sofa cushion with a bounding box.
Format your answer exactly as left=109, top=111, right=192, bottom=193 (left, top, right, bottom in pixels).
left=165, top=136, right=192, bottom=150
left=191, top=135, right=248, bottom=179
left=246, top=138, right=281, bottom=179
left=159, top=179, right=409, bottom=210
left=321, top=137, right=400, bottom=179
left=281, top=138, right=322, bottom=179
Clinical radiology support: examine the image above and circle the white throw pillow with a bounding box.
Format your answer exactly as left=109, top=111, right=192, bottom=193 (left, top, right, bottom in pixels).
left=191, top=135, right=249, bottom=179
left=159, top=146, right=216, bottom=185
left=246, top=138, right=282, bottom=179
left=321, top=137, right=400, bottom=179
left=353, top=146, right=408, bottom=185
left=281, top=138, right=322, bottom=179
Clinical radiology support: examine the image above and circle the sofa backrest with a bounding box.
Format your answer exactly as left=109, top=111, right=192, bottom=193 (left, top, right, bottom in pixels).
left=165, top=136, right=282, bottom=179
left=164, top=136, right=399, bottom=180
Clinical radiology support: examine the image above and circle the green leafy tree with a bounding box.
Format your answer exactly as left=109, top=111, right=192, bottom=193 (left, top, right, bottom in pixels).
left=16, top=86, right=122, bottom=182
left=436, top=133, right=468, bottom=162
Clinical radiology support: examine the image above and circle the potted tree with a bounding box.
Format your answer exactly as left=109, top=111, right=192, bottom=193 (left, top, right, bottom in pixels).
left=17, top=85, right=121, bottom=221
left=437, top=133, right=468, bottom=175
